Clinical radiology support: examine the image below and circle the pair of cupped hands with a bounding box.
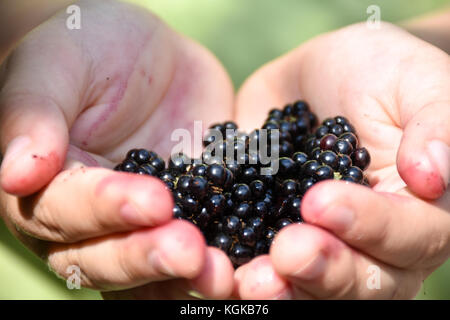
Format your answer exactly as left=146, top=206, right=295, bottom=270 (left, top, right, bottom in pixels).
left=0, top=0, right=449, bottom=299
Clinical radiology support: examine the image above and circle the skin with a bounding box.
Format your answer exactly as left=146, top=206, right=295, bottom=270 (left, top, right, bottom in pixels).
left=0, top=0, right=448, bottom=299
left=234, top=22, right=450, bottom=299
left=0, top=0, right=235, bottom=298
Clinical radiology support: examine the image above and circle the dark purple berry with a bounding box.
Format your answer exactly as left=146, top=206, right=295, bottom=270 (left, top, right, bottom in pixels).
left=345, top=166, right=364, bottom=182
left=320, top=134, right=338, bottom=151
left=239, top=227, right=257, bottom=247
left=333, top=139, right=354, bottom=155
left=212, top=233, right=232, bottom=252
left=339, top=132, right=358, bottom=149
left=319, top=150, right=339, bottom=170
left=351, top=147, right=371, bottom=170
left=223, top=215, right=241, bottom=235
left=234, top=202, right=252, bottom=219
left=229, top=244, right=253, bottom=267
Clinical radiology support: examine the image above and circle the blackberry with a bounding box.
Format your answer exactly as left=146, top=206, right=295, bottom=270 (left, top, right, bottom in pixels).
left=352, top=147, right=371, bottom=170
left=249, top=180, right=266, bottom=198
left=319, top=150, right=339, bottom=170
left=239, top=227, right=257, bottom=247
left=229, top=244, right=253, bottom=267
left=320, top=134, right=338, bottom=151
left=346, top=166, right=364, bottom=182
left=206, top=164, right=227, bottom=186
left=340, top=132, right=358, bottom=149
left=234, top=202, right=252, bottom=219
left=315, top=165, right=334, bottom=181
left=213, top=233, right=232, bottom=252
left=223, top=215, right=241, bottom=235
left=116, top=100, right=372, bottom=268
left=333, top=139, right=354, bottom=155
left=169, top=153, right=190, bottom=173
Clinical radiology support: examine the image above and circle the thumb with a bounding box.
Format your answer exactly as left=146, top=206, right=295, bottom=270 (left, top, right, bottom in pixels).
left=0, top=94, right=69, bottom=196
left=0, top=35, right=83, bottom=196
left=397, top=101, right=450, bottom=200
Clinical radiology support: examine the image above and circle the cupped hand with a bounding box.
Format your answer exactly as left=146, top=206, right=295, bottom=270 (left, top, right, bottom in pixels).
left=234, top=22, right=450, bottom=299
left=0, top=0, right=235, bottom=298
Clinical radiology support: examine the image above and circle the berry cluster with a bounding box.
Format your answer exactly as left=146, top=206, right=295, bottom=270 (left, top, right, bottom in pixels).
left=114, top=100, right=371, bottom=268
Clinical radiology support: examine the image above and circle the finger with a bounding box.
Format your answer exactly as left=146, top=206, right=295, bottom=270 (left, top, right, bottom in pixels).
left=397, top=102, right=450, bottom=199
left=271, top=223, right=423, bottom=299
left=301, top=180, right=450, bottom=269
left=189, top=247, right=234, bottom=299
left=236, top=255, right=296, bottom=300
left=0, top=32, right=85, bottom=196
left=1, top=167, right=174, bottom=243
left=103, top=247, right=234, bottom=300
left=47, top=220, right=206, bottom=290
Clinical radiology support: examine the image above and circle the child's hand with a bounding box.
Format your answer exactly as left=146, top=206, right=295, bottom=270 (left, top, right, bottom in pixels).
left=234, top=22, right=450, bottom=299
left=0, top=0, right=234, bottom=298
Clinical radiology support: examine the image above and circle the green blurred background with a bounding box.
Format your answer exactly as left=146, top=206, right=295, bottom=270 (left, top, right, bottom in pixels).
left=1, top=0, right=449, bottom=299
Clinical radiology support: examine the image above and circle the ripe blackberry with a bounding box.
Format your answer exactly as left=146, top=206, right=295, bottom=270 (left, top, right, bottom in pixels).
left=345, top=166, right=364, bottom=182
left=320, top=134, right=338, bottom=151
left=173, top=203, right=184, bottom=219
left=116, top=100, right=372, bottom=268
left=319, top=150, right=339, bottom=170
left=340, top=132, right=358, bottom=149
left=330, top=124, right=344, bottom=136
left=333, top=139, right=354, bottom=155
left=315, top=125, right=329, bottom=138
left=278, top=157, right=296, bottom=177
left=239, top=227, right=257, bottom=247
left=275, top=218, right=293, bottom=231
left=229, top=244, right=253, bottom=267
left=315, top=165, right=334, bottom=181
left=322, top=118, right=336, bottom=128
left=206, top=194, right=226, bottom=216
left=212, top=233, right=232, bottom=252
left=352, top=147, right=371, bottom=170
left=253, top=201, right=268, bottom=219
left=234, top=202, right=252, bottom=219
left=121, top=160, right=138, bottom=172
left=249, top=180, right=266, bottom=198
left=280, top=179, right=299, bottom=196
left=292, top=151, right=308, bottom=171
left=206, top=163, right=227, bottom=186
left=302, top=160, right=320, bottom=177
left=338, top=154, right=352, bottom=173
left=169, top=153, right=190, bottom=173
left=138, top=164, right=158, bottom=176
left=300, top=177, right=316, bottom=194
left=190, top=176, right=208, bottom=200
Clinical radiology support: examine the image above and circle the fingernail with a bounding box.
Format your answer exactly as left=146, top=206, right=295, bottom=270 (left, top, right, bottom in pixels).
left=320, top=206, right=355, bottom=232
left=1, top=135, right=32, bottom=170
left=148, top=250, right=176, bottom=277
left=271, top=289, right=292, bottom=300
left=187, top=289, right=206, bottom=299
left=292, top=251, right=327, bottom=280
left=427, top=140, right=450, bottom=189
left=120, top=202, right=145, bottom=225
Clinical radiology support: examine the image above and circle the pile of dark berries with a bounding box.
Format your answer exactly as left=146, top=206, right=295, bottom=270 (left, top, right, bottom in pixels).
left=114, top=100, right=371, bottom=268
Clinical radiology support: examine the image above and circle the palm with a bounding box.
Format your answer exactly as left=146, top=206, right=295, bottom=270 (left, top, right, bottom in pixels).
left=236, top=22, right=449, bottom=198
left=33, top=0, right=234, bottom=165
